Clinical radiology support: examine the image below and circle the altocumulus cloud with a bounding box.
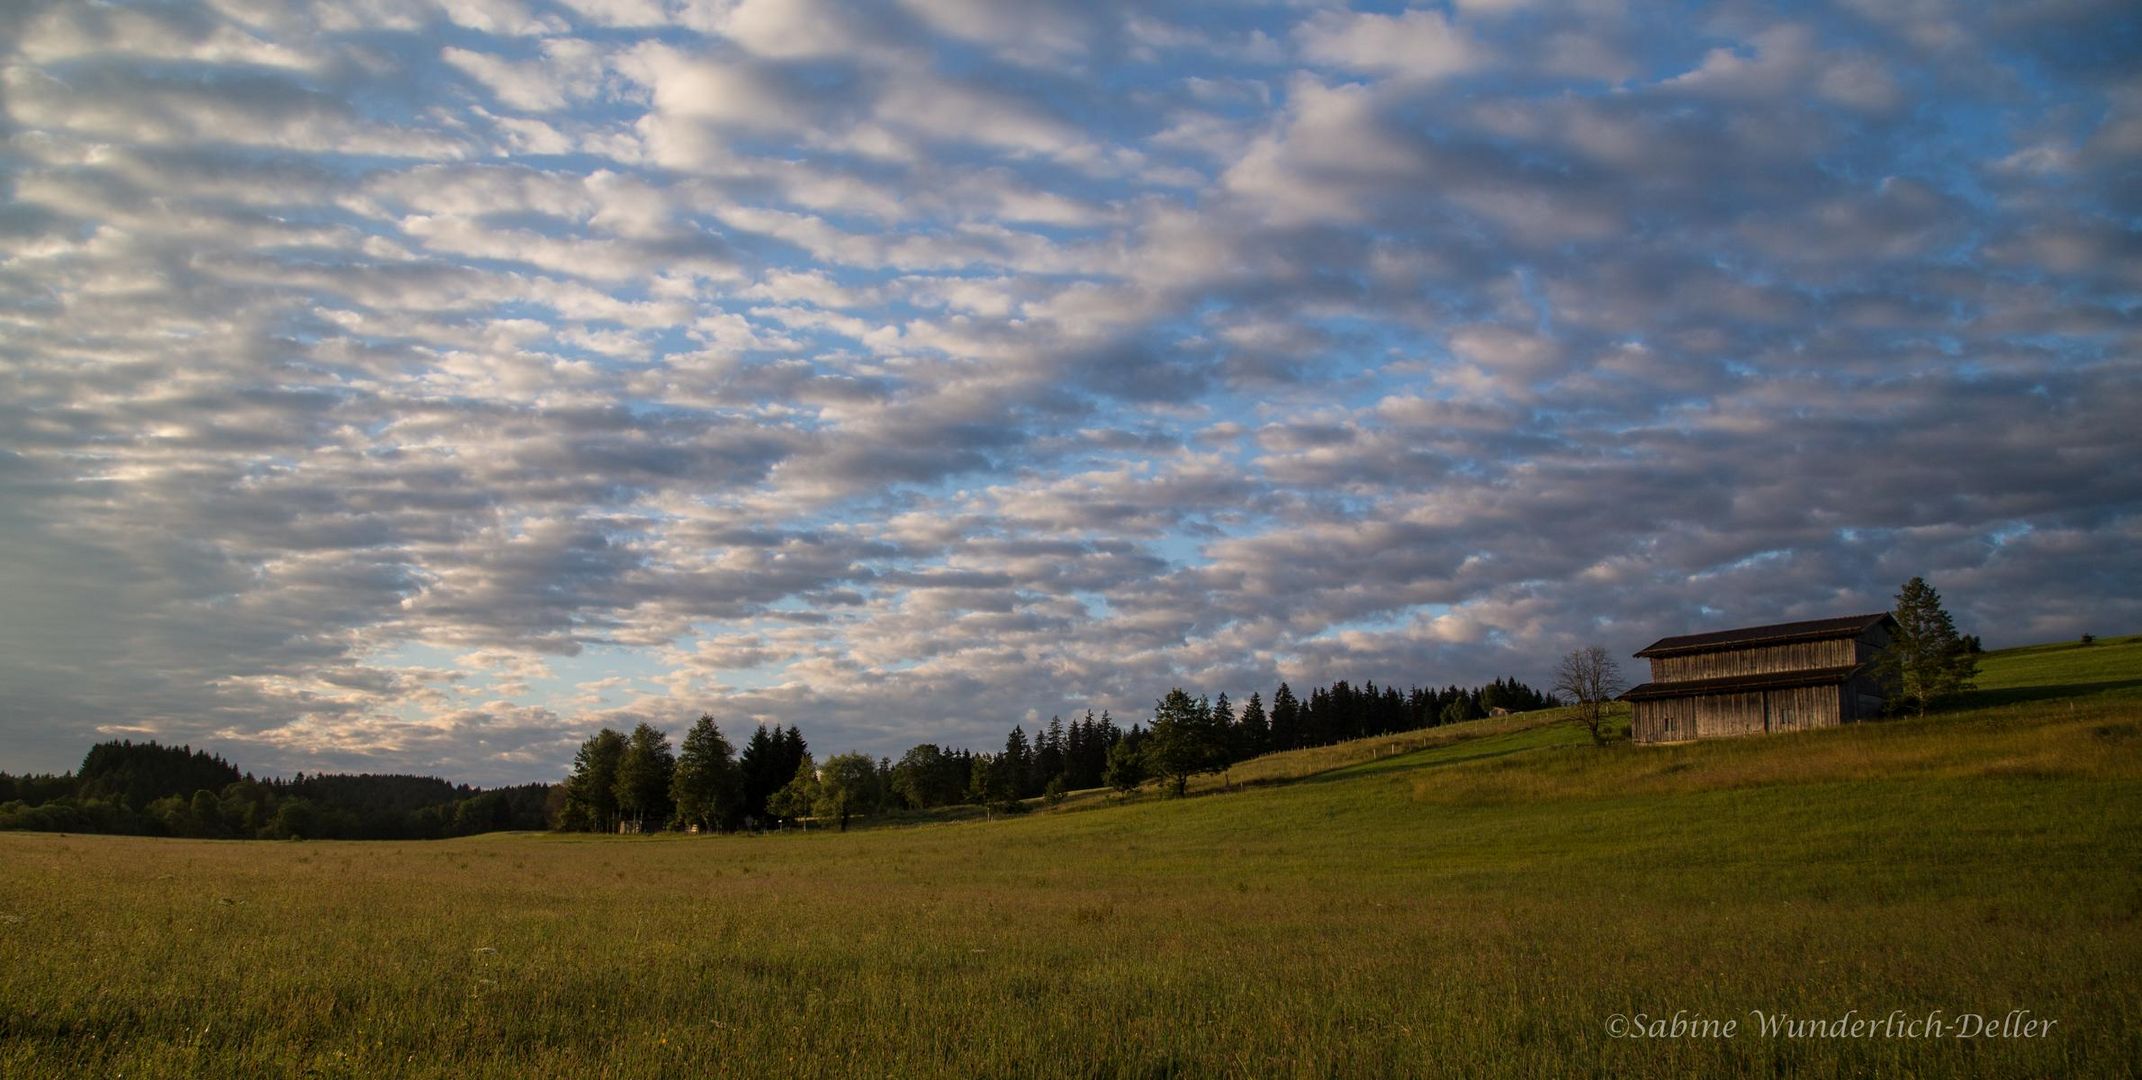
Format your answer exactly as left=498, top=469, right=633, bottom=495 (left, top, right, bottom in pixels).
left=2, top=0, right=2137, bottom=783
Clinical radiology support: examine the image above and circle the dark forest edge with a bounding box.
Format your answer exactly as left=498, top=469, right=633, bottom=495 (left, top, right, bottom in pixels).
left=0, top=741, right=553, bottom=840
left=1, top=675, right=1555, bottom=840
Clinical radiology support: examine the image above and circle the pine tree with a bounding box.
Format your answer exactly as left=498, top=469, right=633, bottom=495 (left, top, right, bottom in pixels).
left=1876, top=577, right=1979, bottom=716
left=1379, top=685, right=1405, bottom=733
left=1237, top=692, right=1268, bottom=759
left=1001, top=726, right=1036, bottom=798
left=1091, top=711, right=1122, bottom=785
left=781, top=727, right=809, bottom=783
left=1269, top=683, right=1300, bottom=751
left=1036, top=715, right=1067, bottom=790
left=738, top=725, right=781, bottom=822
left=1303, top=686, right=1333, bottom=746
left=1212, top=693, right=1237, bottom=764
left=1065, top=714, right=1093, bottom=789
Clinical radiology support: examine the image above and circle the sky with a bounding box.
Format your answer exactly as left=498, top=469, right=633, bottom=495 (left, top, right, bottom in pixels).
left=2, top=0, right=2138, bottom=785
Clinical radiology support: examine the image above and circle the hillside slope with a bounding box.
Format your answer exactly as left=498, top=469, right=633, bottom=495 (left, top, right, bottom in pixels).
left=1, top=637, right=2137, bottom=1078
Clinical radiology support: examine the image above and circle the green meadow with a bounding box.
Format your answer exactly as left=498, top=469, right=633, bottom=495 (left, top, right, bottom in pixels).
left=3, top=638, right=2139, bottom=1077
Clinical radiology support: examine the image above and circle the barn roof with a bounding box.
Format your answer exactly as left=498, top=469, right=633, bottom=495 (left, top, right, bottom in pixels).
left=1633, top=612, right=1893, bottom=659
left=1621, top=665, right=1864, bottom=702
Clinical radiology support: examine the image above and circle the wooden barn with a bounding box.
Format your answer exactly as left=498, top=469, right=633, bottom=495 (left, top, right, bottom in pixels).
left=1623, top=613, right=1895, bottom=744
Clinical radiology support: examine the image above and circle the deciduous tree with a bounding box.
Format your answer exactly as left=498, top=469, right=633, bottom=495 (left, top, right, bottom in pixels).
left=670, top=715, right=741, bottom=832
left=1103, top=738, right=1146, bottom=797
left=1144, top=689, right=1223, bottom=797
left=767, top=754, right=819, bottom=823
left=561, top=728, right=627, bottom=832
left=891, top=743, right=966, bottom=809
left=813, top=752, right=880, bottom=831
left=613, top=722, right=676, bottom=832
left=1554, top=646, right=1624, bottom=746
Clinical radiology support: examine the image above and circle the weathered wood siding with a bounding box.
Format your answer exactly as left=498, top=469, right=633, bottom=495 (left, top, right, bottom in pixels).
left=1647, top=638, right=1858, bottom=682
left=1689, top=692, right=1761, bottom=738
left=1633, top=684, right=1846, bottom=743
left=1629, top=626, right=1891, bottom=744
left=1760, top=684, right=1841, bottom=734
left=1632, top=700, right=1694, bottom=743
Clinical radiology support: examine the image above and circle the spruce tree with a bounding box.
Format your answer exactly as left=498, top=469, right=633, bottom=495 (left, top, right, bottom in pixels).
left=1065, top=714, right=1093, bottom=789
left=1238, top=692, right=1269, bottom=759
left=1269, top=683, right=1300, bottom=751
left=738, top=725, right=780, bottom=822
left=1876, top=577, right=1979, bottom=716
left=1212, top=693, right=1237, bottom=764
left=1001, top=726, right=1036, bottom=798
left=1036, top=716, right=1067, bottom=790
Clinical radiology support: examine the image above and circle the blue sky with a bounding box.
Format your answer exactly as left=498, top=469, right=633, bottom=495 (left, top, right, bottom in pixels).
left=2, top=0, right=2137, bottom=784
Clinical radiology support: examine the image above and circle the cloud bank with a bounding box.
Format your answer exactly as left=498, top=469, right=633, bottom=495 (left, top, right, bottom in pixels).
left=3, top=0, right=2137, bottom=783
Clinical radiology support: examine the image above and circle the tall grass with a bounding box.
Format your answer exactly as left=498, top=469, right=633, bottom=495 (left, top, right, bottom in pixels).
left=1, top=637, right=2137, bottom=1077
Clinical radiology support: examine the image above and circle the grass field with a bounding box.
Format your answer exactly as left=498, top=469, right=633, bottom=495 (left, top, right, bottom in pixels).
left=3, top=637, right=2139, bottom=1077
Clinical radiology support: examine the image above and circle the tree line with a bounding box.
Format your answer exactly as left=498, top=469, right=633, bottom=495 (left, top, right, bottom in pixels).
left=2, top=673, right=1555, bottom=839
left=555, top=674, right=1558, bottom=833
left=0, top=740, right=552, bottom=839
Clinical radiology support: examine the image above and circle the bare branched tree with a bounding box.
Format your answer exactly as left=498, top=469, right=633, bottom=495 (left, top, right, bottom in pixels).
left=1555, top=646, right=1625, bottom=746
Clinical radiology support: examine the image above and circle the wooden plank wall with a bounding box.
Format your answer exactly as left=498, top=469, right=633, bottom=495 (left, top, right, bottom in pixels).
left=1634, top=685, right=1847, bottom=742
left=1632, top=627, right=1886, bottom=742
left=1693, top=692, right=1768, bottom=737
left=1632, top=700, right=1693, bottom=743
left=1649, top=638, right=1858, bottom=682
left=1760, top=684, right=1841, bottom=733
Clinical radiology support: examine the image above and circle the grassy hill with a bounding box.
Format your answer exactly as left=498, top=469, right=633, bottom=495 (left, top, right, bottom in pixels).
left=2, top=636, right=2138, bottom=1077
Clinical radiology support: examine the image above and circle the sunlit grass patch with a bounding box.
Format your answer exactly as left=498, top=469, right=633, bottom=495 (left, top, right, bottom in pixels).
left=1, top=636, right=2136, bottom=1077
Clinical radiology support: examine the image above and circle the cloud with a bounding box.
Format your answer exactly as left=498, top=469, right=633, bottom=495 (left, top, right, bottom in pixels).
left=898, top=0, right=1097, bottom=66
left=0, top=0, right=2135, bottom=786
left=623, top=44, right=823, bottom=136
left=722, top=0, right=889, bottom=60
left=1294, top=8, right=1486, bottom=81
left=444, top=40, right=614, bottom=113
